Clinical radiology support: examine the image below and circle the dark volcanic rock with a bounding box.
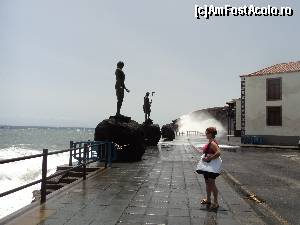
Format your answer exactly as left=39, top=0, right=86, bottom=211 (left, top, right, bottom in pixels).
left=161, top=124, right=175, bottom=141
left=94, top=116, right=145, bottom=162
left=141, top=120, right=161, bottom=146
left=109, top=114, right=131, bottom=123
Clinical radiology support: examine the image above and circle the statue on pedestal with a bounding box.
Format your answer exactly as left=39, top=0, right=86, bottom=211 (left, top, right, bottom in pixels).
left=115, top=61, right=130, bottom=116
left=143, top=92, right=154, bottom=122
left=141, top=91, right=160, bottom=146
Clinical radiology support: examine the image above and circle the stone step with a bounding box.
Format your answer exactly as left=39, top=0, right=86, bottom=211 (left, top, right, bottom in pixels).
left=45, top=183, right=65, bottom=190
left=57, top=166, right=100, bottom=173
left=47, top=170, right=68, bottom=184
left=67, top=171, right=85, bottom=177
left=46, top=189, right=57, bottom=195
left=60, top=177, right=79, bottom=184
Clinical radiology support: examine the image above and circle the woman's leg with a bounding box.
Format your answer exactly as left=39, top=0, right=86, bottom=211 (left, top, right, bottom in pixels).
left=211, top=179, right=218, bottom=205
left=205, top=178, right=212, bottom=203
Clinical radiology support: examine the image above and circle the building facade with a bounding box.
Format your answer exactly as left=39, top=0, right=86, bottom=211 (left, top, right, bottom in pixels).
left=240, top=61, right=300, bottom=146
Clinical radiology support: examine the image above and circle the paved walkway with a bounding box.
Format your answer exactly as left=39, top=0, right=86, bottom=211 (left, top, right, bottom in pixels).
left=6, top=139, right=265, bottom=225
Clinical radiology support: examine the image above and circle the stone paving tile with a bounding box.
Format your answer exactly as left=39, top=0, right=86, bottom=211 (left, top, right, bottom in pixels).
left=117, top=214, right=145, bottom=224
left=168, top=216, right=191, bottom=225
left=168, top=205, right=190, bottom=212
left=128, top=200, right=148, bottom=208
left=168, top=208, right=189, bottom=217
left=38, top=218, right=66, bottom=225
left=124, top=206, right=147, bottom=215
left=190, top=208, right=209, bottom=218
left=191, top=218, right=206, bottom=225
left=148, top=201, right=169, bottom=209
left=143, top=215, right=167, bottom=224
left=146, top=207, right=168, bottom=216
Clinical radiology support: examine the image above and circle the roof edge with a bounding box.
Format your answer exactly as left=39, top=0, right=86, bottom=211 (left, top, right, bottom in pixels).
left=240, top=61, right=300, bottom=78
left=240, top=69, right=300, bottom=78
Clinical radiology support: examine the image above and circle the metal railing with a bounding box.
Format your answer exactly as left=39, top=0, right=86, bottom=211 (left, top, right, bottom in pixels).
left=69, top=141, right=116, bottom=168
left=0, top=141, right=115, bottom=204
left=176, top=131, right=201, bottom=136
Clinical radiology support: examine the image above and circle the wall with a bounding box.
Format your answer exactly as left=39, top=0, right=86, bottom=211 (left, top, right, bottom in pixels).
left=244, top=72, right=300, bottom=145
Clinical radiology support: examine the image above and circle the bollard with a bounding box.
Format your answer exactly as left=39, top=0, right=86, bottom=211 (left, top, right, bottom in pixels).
left=41, top=149, right=48, bottom=204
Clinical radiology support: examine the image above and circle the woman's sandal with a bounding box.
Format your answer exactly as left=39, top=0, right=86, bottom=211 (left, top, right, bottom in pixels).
left=200, top=199, right=211, bottom=205
left=209, top=203, right=219, bottom=210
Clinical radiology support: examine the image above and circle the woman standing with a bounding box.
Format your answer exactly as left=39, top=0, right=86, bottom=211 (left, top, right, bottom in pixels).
left=197, top=127, right=221, bottom=210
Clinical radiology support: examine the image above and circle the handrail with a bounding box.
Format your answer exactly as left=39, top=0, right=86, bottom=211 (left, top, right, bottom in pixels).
left=0, top=140, right=115, bottom=204
left=0, top=179, right=42, bottom=198
left=0, top=146, right=84, bottom=165
left=0, top=153, right=45, bottom=164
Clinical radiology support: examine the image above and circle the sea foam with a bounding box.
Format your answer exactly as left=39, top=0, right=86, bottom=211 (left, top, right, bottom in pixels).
left=0, top=146, right=69, bottom=219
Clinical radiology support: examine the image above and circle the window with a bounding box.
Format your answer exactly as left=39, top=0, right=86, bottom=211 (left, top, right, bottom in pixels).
left=266, top=78, right=282, bottom=100
left=267, top=106, right=282, bottom=126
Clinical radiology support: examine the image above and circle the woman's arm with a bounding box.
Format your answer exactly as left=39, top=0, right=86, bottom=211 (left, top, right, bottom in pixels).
left=196, top=147, right=202, bottom=153
left=191, top=145, right=203, bottom=154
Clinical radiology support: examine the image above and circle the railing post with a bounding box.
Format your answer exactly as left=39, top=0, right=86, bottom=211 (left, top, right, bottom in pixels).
left=79, top=143, right=82, bottom=164
left=83, top=143, right=87, bottom=180
left=41, top=149, right=48, bottom=204
left=69, top=141, right=73, bottom=166
left=87, top=141, right=91, bottom=160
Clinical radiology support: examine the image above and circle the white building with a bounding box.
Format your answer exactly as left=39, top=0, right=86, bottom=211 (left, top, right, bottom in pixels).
left=240, top=61, right=300, bottom=146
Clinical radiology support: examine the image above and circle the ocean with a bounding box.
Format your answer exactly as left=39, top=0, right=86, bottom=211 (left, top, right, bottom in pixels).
left=0, top=126, right=94, bottom=219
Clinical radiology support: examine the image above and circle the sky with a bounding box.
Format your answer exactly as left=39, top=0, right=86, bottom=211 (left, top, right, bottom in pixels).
left=0, top=0, right=299, bottom=128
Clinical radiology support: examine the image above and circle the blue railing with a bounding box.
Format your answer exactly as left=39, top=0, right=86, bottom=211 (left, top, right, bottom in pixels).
left=70, top=141, right=116, bottom=167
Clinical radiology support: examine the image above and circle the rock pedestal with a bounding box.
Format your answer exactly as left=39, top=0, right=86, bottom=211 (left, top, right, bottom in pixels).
left=141, top=119, right=161, bottom=146
left=161, top=124, right=175, bottom=141
left=94, top=115, right=145, bottom=162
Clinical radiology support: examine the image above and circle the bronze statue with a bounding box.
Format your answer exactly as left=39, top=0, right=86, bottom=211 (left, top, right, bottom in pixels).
left=115, top=61, right=130, bottom=116
left=143, top=92, right=152, bottom=121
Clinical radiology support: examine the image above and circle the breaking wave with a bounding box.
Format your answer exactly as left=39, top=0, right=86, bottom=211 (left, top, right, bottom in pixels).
left=0, top=146, right=69, bottom=219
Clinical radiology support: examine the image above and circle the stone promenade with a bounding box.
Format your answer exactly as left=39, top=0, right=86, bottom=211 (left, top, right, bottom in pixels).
left=5, top=139, right=265, bottom=225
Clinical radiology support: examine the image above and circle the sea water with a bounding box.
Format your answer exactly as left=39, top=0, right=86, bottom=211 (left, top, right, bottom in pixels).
left=0, top=126, right=94, bottom=219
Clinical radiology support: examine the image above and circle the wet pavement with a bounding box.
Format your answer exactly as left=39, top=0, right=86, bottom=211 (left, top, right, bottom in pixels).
left=5, top=138, right=265, bottom=225
left=220, top=146, right=300, bottom=225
